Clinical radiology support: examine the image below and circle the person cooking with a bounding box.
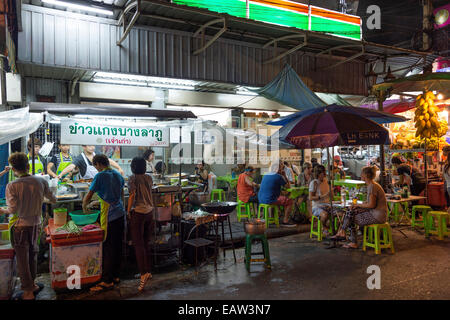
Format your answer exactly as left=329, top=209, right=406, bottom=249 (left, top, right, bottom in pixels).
left=27, top=138, right=45, bottom=175
left=82, top=154, right=125, bottom=292
left=47, top=141, right=74, bottom=181
left=143, top=148, right=156, bottom=174
left=57, top=145, right=124, bottom=180
left=195, top=161, right=209, bottom=192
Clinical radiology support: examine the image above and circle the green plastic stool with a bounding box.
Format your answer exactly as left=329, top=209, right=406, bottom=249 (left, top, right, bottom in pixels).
left=245, top=234, right=271, bottom=272
left=411, top=205, right=431, bottom=228
left=363, top=223, right=395, bottom=254
left=388, top=202, right=409, bottom=223
left=257, top=204, right=280, bottom=228
left=211, top=189, right=226, bottom=202
left=425, top=211, right=449, bottom=240
left=310, top=215, right=339, bottom=241
left=299, top=201, right=307, bottom=214
left=237, top=198, right=255, bottom=222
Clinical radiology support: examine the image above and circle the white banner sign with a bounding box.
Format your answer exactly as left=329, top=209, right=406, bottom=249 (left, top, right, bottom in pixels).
left=61, top=119, right=169, bottom=147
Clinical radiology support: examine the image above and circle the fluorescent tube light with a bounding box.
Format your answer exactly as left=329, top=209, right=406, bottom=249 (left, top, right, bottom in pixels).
left=147, top=83, right=195, bottom=90
left=93, top=78, right=147, bottom=86
left=42, top=0, right=114, bottom=15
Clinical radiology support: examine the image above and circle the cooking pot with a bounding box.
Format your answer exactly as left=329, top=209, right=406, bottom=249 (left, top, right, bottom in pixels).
left=189, top=191, right=211, bottom=207
left=201, top=201, right=238, bottom=215
left=244, top=219, right=266, bottom=235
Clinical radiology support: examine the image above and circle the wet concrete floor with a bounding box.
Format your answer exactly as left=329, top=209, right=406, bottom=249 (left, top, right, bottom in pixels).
left=130, top=227, right=450, bottom=300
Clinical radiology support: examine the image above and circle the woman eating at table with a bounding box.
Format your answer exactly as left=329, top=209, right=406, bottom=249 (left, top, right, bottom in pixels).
left=237, top=166, right=260, bottom=215
left=309, top=165, right=334, bottom=234
left=331, top=166, right=388, bottom=249
left=391, top=155, right=426, bottom=196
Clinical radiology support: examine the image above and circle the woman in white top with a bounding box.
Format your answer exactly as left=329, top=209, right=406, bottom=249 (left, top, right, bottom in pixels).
left=309, top=165, right=334, bottom=234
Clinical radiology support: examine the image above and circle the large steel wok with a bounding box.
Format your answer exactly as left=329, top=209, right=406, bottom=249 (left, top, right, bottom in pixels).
left=201, top=201, right=238, bottom=215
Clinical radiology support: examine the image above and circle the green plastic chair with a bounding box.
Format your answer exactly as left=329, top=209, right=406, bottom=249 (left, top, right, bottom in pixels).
left=388, top=202, right=409, bottom=223
left=257, top=204, right=280, bottom=228
left=236, top=198, right=255, bottom=222
left=310, top=215, right=339, bottom=241
left=425, top=211, right=449, bottom=240
left=210, top=189, right=226, bottom=202
left=411, top=205, right=431, bottom=228
left=363, top=223, right=395, bottom=254
left=245, top=234, right=271, bottom=272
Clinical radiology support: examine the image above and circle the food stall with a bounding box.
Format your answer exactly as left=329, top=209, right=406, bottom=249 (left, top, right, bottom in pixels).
left=25, top=102, right=201, bottom=281
left=386, top=92, right=449, bottom=205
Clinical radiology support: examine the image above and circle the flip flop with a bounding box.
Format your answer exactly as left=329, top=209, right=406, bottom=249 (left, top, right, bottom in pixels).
left=342, top=243, right=358, bottom=249
left=89, top=282, right=114, bottom=293
left=34, top=283, right=44, bottom=296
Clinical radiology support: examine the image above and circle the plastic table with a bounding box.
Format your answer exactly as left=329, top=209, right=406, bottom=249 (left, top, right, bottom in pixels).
left=333, top=179, right=366, bottom=189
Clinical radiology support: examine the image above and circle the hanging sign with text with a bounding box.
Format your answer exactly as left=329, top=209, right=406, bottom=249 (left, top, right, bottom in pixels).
left=60, top=119, right=169, bottom=147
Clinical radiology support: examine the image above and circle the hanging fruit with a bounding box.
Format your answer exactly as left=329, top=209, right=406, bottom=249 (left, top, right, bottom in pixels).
left=414, top=91, right=446, bottom=140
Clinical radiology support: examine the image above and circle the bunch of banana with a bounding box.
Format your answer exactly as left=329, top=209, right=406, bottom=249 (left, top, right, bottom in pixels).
left=414, top=91, right=441, bottom=139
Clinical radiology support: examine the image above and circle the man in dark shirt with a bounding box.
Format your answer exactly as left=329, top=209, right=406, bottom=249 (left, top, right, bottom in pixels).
left=391, top=156, right=426, bottom=196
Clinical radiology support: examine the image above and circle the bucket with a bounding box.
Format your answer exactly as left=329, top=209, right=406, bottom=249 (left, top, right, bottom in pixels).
left=53, top=208, right=67, bottom=227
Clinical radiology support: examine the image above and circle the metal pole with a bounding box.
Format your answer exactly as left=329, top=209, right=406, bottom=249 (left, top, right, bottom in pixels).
left=327, top=147, right=335, bottom=235
left=424, top=139, right=428, bottom=203
left=179, top=124, right=182, bottom=187
left=0, top=58, right=7, bottom=111
left=31, top=133, right=35, bottom=175
left=377, top=96, right=387, bottom=191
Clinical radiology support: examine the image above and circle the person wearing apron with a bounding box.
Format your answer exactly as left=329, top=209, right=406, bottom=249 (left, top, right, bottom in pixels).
left=82, top=154, right=125, bottom=292
left=0, top=152, right=56, bottom=300
left=26, top=137, right=44, bottom=175
left=47, top=143, right=73, bottom=181
left=27, top=154, right=44, bottom=175
left=57, top=145, right=125, bottom=180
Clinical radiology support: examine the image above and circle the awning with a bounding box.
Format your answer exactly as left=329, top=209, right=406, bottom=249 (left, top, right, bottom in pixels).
left=315, top=93, right=352, bottom=106
left=0, top=107, right=44, bottom=145
left=251, top=64, right=326, bottom=111
left=28, top=102, right=197, bottom=119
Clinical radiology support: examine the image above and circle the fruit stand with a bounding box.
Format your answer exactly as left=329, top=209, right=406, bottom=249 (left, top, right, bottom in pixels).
left=387, top=91, right=449, bottom=202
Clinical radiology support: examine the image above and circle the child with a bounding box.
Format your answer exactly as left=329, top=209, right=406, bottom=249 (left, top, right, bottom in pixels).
left=47, top=141, right=73, bottom=180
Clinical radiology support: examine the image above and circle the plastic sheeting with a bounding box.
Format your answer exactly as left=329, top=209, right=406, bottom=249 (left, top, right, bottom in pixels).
left=0, top=107, right=44, bottom=146
left=315, top=93, right=352, bottom=106
left=251, top=64, right=326, bottom=111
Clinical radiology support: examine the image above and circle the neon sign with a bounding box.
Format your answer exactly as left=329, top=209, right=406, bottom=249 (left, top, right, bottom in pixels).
left=173, top=0, right=362, bottom=40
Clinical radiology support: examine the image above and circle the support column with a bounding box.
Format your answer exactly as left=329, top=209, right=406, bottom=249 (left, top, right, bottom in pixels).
left=0, top=58, right=7, bottom=111
left=377, top=96, right=386, bottom=190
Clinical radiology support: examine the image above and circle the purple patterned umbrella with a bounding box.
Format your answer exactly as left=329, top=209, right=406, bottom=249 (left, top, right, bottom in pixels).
left=285, top=111, right=390, bottom=149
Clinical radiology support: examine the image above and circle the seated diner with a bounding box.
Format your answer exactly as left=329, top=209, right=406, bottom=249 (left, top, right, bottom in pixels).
left=331, top=166, right=388, bottom=249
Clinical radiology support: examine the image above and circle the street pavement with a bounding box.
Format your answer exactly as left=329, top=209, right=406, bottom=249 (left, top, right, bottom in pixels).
left=31, top=224, right=450, bottom=300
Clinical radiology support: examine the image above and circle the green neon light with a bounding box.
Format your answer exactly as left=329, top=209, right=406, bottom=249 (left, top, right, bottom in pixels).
left=174, top=0, right=247, bottom=18
left=311, top=16, right=361, bottom=40
left=173, top=0, right=361, bottom=40
left=249, top=2, right=308, bottom=30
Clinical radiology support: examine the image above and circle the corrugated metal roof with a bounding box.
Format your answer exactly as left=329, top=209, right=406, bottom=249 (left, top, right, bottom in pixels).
left=135, top=0, right=438, bottom=70
left=23, top=0, right=125, bottom=18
